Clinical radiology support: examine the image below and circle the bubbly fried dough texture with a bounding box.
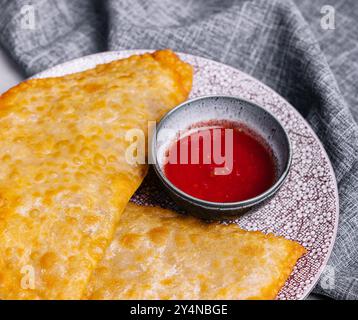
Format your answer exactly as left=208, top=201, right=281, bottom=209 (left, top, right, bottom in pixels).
left=85, top=203, right=306, bottom=300
left=0, top=50, right=193, bottom=299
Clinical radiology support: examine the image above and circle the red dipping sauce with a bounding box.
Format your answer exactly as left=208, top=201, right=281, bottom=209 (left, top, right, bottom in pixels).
left=164, top=121, right=276, bottom=203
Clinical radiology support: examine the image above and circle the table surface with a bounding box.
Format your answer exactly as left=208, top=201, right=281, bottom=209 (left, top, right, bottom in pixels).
left=0, top=46, right=326, bottom=301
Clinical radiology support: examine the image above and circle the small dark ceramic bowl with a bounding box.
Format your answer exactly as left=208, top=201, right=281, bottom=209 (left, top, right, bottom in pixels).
left=152, top=95, right=292, bottom=220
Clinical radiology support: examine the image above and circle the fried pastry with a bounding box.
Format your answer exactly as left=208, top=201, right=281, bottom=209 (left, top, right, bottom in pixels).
left=85, top=203, right=306, bottom=300
left=0, top=50, right=193, bottom=299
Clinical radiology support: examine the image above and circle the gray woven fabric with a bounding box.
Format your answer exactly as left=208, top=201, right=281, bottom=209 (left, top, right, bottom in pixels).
left=0, top=0, right=357, bottom=300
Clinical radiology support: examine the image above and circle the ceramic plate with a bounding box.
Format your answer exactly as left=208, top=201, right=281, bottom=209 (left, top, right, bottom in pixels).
left=34, top=50, right=339, bottom=300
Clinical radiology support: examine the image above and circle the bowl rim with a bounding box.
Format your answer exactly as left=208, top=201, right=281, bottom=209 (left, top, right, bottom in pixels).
left=152, top=95, right=293, bottom=208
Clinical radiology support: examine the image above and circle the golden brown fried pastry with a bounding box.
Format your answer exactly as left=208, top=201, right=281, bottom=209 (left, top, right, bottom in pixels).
left=0, top=50, right=193, bottom=299
left=85, top=203, right=306, bottom=300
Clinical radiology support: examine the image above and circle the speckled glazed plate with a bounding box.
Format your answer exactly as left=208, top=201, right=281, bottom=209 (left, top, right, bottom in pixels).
left=34, top=50, right=339, bottom=300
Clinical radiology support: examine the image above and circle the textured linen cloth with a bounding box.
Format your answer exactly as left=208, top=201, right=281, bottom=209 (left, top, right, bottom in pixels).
left=0, top=0, right=357, bottom=300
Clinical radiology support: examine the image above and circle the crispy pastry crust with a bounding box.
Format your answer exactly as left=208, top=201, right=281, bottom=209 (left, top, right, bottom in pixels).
left=85, top=203, right=306, bottom=300
left=0, top=50, right=193, bottom=299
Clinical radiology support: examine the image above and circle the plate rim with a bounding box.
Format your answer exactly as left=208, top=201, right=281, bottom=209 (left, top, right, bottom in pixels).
left=33, top=49, right=340, bottom=300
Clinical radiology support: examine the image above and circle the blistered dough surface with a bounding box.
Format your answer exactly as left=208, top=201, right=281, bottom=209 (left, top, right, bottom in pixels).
left=85, top=203, right=305, bottom=300
left=0, top=50, right=193, bottom=299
